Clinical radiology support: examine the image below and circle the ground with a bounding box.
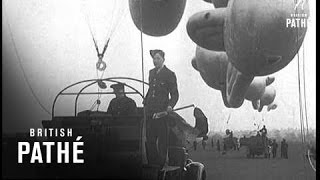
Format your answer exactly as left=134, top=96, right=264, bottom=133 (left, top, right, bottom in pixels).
left=188, top=142, right=316, bottom=180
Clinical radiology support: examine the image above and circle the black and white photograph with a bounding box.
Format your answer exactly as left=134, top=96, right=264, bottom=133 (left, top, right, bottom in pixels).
left=2, top=0, right=316, bottom=179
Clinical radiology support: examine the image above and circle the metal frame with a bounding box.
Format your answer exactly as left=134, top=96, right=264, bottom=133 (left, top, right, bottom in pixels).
left=51, top=77, right=149, bottom=118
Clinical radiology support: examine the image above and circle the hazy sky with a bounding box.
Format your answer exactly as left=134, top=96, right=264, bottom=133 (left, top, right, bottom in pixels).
left=2, top=0, right=316, bottom=133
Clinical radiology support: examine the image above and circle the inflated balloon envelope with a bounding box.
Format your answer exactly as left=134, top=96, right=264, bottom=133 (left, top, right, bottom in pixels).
left=188, top=0, right=309, bottom=75
left=257, top=85, right=276, bottom=112
left=191, top=46, right=231, bottom=107
left=203, top=0, right=229, bottom=8
left=129, top=0, right=186, bottom=36
left=225, top=0, right=309, bottom=76
left=187, top=0, right=308, bottom=107
left=245, top=76, right=275, bottom=110
left=192, top=46, right=275, bottom=109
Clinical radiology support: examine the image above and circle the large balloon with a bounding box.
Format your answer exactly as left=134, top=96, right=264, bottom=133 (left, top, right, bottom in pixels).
left=245, top=76, right=275, bottom=110
left=187, top=8, right=226, bottom=51
left=192, top=46, right=253, bottom=108
left=245, top=77, right=274, bottom=101
left=192, top=46, right=277, bottom=108
left=258, top=86, right=276, bottom=112
left=192, top=46, right=228, bottom=90
left=187, top=0, right=309, bottom=76
left=192, top=46, right=230, bottom=107
left=129, top=0, right=186, bottom=36
left=225, top=0, right=309, bottom=76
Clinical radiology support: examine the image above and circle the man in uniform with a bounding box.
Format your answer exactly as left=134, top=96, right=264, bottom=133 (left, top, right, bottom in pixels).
left=193, top=140, right=197, bottom=151
left=144, top=49, right=179, bottom=166
left=280, top=139, right=284, bottom=158
left=106, top=83, right=137, bottom=116
left=282, top=138, right=288, bottom=159
left=259, top=125, right=268, bottom=146
left=272, top=139, right=278, bottom=158
left=211, top=138, right=214, bottom=149
left=202, top=139, right=207, bottom=150
left=217, top=139, right=220, bottom=152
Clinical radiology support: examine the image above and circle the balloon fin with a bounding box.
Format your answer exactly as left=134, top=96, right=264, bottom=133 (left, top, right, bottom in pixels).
left=226, top=62, right=254, bottom=108
left=252, top=100, right=260, bottom=110
left=266, top=76, right=275, bottom=86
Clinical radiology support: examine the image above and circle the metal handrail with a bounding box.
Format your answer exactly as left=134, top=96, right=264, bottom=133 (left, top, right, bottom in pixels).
left=51, top=77, right=149, bottom=118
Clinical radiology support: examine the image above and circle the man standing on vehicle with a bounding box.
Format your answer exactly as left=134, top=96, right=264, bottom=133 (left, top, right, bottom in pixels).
left=144, top=49, right=179, bottom=166
left=259, top=125, right=268, bottom=146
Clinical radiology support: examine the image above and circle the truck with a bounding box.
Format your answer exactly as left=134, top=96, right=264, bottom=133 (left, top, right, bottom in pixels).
left=239, top=135, right=270, bottom=158
left=40, top=77, right=206, bottom=179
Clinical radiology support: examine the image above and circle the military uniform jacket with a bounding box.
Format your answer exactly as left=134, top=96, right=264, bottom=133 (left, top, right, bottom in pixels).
left=107, top=96, right=137, bottom=116
left=145, top=65, right=179, bottom=114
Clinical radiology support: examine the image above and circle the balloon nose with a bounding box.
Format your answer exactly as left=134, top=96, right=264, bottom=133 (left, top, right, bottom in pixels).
left=186, top=9, right=226, bottom=51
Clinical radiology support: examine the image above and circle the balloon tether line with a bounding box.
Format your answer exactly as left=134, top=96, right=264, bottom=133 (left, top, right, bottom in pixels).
left=3, top=1, right=51, bottom=115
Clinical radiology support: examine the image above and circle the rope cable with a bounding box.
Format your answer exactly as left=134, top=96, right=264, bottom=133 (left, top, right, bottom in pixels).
left=81, top=0, right=121, bottom=72
left=4, top=1, right=51, bottom=115
left=294, top=0, right=305, bottom=145
left=294, top=1, right=309, bottom=175
left=297, top=27, right=305, bottom=145
left=139, top=0, right=148, bottom=165
left=300, top=14, right=315, bottom=173
left=81, top=0, right=122, bottom=107
left=301, top=43, right=309, bottom=137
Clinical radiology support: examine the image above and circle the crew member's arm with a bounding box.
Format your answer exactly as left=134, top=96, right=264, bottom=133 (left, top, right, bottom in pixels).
left=168, top=72, right=179, bottom=109
left=129, top=99, right=138, bottom=115
left=106, top=100, right=114, bottom=114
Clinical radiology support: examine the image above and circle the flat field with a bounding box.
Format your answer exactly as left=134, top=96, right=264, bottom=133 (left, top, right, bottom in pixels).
left=188, top=142, right=316, bottom=180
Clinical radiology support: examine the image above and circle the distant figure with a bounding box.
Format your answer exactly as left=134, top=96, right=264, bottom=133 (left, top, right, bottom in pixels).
left=272, top=139, right=278, bottom=158
left=107, top=83, right=137, bottom=116
left=259, top=125, right=268, bottom=136
left=230, top=131, right=233, bottom=138
left=202, top=139, right=207, bottom=150
left=217, top=140, right=220, bottom=152
left=280, top=139, right=284, bottom=158
left=236, top=139, right=240, bottom=151
left=211, top=138, right=214, bottom=149
left=223, top=143, right=226, bottom=151
left=267, top=145, right=272, bottom=159
left=256, top=131, right=261, bottom=137
left=193, top=141, right=197, bottom=151
left=281, top=139, right=288, bottom=159
left=259, top=125, right=268, bottom=146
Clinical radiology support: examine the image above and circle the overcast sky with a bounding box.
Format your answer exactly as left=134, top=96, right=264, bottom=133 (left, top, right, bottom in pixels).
left=2, top=0, right=316, bottom=133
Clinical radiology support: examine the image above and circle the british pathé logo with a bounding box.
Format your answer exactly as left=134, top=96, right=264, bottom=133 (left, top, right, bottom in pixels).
left=294, top=0, right=306, bottom=11
left=286, top=0, right=308, bottom=28
left=18, top=128, right=84, bottom=164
